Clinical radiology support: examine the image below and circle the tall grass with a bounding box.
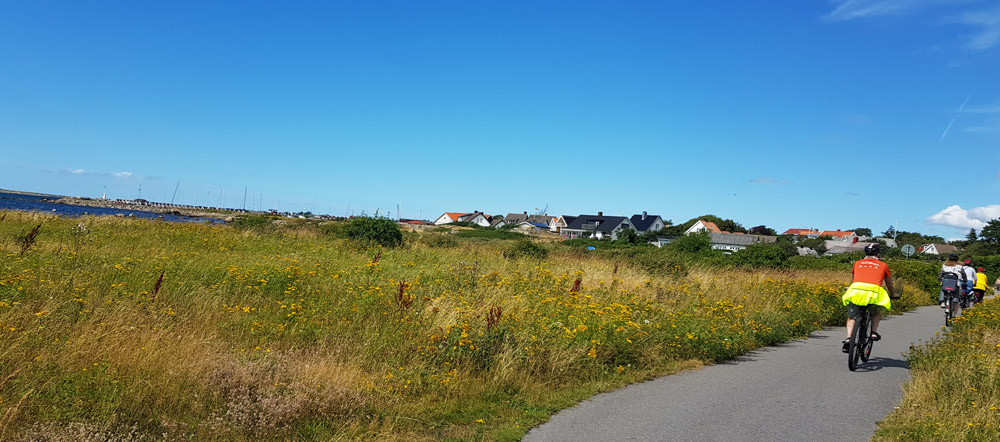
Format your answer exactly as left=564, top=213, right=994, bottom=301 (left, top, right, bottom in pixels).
left=0, top=210, right=930, bottom=441
left=874, top=296, right=1000, bottom=442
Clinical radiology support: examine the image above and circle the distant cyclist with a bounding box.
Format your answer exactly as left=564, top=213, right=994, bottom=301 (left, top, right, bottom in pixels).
left=939, top=254, right=965, bottom=308
left=973, top=267, right=988, bottom=303
left=842, top=243, right=897, bottom=353
left=962, top=259, right=978, bottom=304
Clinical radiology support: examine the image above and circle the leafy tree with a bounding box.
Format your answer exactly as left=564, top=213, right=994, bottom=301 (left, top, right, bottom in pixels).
left=616, top=228, right=640, bottom=244
left=797, top=237, right=829, bottom=255
left=882, top=225, right=897, bottom=238
left=669, top=230, right=711, bottom=253
left=733, top=243, right=790, bottom=269
left=344, top=216, right=403, bottom=247
left=852, top=228, right=873, bottom=237
left=658, top=224, right=687, bottom=237
left=981, top=219, right=1000, bottom=243
left=749, top=225, right=777, bottom=236
left=715, top=219, right=747, bottom=234
left=894, top=230, right=944, bottom=247
left=966, top=228, right=979, bottom=242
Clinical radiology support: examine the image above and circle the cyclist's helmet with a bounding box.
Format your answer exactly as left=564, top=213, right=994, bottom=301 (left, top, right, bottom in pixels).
left=965, top=259, right=972, bottom=265
left=864, top=243, right=881, bottom=256
left=949, top=253, right=959, bottom=261
left=978, top=267, right=985, bottom=272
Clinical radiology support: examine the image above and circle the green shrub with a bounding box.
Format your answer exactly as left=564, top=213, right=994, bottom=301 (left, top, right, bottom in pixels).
left=454, top=229, right=527, bottom=240
left=320, top=221, right=348, bottom=238
left=420, top=233, right=458, bottom=248
left=344, top=217, right=403, bottom=247
left=669, top=231, right=711, bottom=254
left=229, top=214, right=274, bottom=231
left=886, top=259, right=938, bottom=298
left=503, top=240, right=548, bottom=259
left=732, top=243, right=789, bottom=269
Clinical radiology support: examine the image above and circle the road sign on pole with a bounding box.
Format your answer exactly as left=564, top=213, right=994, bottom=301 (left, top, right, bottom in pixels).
left=901, top=244, right=916, bottom=258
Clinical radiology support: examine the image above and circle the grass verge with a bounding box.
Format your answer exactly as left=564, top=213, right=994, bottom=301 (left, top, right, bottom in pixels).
left=0, top=210, right=930, bottom=441
left=874, top=296, right=1000, bottom=442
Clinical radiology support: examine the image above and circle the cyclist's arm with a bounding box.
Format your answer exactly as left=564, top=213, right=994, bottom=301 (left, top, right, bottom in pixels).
left=885, top=275, right=898, bottom=299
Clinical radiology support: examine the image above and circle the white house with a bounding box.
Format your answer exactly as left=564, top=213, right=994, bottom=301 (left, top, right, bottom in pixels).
left=460, top=212, right=492, bottom=227
left=551, top=215, right=577, bottom=233
left=918, top=243, right=958, bottom=256
left=433, top=212, right=468, bottom=225
left=685, top=219, right=723, bottom=235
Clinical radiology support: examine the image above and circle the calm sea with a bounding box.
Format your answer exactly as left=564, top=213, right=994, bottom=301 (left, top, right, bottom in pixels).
left=0, top=191, right=223, bottom=224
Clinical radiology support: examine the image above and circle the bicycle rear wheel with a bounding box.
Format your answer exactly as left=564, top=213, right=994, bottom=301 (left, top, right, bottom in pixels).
left=861, top=314, right=874, bottom=362
left=848, top=312, right=865, bottom=371
left=945, top=299, right=953, bottom=326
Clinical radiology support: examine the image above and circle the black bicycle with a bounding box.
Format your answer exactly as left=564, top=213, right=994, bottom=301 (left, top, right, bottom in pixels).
left=943, top=289, right=961, bottom=327
left=847, top=304, right=874, bottom=371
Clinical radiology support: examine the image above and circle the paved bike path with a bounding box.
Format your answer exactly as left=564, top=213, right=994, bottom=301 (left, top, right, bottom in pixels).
left=523, top=305, right=944, bottom=442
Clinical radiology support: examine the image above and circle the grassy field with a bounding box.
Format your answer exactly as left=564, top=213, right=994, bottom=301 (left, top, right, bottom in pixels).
left=0, top=211, right=930, bottom=441
left=874, top=296, right=1000, bottom=442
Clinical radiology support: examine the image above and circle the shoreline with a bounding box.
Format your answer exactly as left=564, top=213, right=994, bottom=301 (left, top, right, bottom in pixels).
left=52, top=196, right=233, bottom=221
left=0, top=188, right=65, bottom=198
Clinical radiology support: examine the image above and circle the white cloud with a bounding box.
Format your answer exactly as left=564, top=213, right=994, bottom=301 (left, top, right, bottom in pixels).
left=59, top=168, right=137, bottom=179
left=926, top=204, right=1000, bottom=231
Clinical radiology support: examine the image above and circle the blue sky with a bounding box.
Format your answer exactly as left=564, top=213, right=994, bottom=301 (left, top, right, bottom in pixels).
left=2, top=0, right=998, bottom=239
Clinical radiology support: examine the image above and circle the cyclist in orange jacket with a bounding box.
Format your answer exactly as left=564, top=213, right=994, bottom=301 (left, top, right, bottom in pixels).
left=842, top=243, right=897, bottom=353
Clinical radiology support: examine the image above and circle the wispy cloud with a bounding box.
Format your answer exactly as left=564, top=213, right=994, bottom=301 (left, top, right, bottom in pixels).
left=58, top=168, right=138, bottom=179
left=825, top=1, right=1000, bottom=50
left=749, top=177, right=790, bottom=185
left=824, top=0, right=930, bottom=21
left=926, top=204, right=1000, bottom=231
left=953, top=8, right=1000, bottom=50
left=958, top=104, right=1000, bottom=114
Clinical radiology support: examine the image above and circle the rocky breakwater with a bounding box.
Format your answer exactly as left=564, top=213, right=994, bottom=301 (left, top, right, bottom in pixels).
left=53, top=197, right=230, bottom=221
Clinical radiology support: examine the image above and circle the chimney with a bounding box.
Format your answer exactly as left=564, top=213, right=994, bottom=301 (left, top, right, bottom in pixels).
left=642, top=211, right=647, bottom=220
left=524, top=211, right=527, bottom=215
left=598, top=211, right=603, bottom=216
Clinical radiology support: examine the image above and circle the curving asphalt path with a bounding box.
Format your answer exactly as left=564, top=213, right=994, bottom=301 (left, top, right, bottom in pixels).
left=523, top=305, right=945, bottom=442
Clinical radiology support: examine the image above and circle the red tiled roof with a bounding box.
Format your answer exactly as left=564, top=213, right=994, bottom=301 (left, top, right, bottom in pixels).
left=820, top=230, right=855, bottom=238
left=445, top=212, right=468, bottom=221
left=701, top=220, right=722, bottom=233
left=782, top=228, right=820, bottom=235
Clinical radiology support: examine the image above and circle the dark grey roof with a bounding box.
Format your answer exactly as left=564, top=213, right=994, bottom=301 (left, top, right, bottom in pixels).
left=565, top=215, right=629, bottom=233
left=506, top=213, right=550, bottom=225
left=629, top=213, right=662, bottom=232
left=504, top=213, right=529, bottom=224
left=560, top=215, right=577, bottom=225
left=709, top=232, right=777, bottom=246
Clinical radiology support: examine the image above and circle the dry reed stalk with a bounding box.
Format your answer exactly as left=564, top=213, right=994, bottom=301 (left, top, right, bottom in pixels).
left=485, top=305, right=502, bottom=331
left=19, top=223, right=41, bottom=255
left=396, top=281, right=413, bottom=311
left=152, top=271, right=165, bottom=298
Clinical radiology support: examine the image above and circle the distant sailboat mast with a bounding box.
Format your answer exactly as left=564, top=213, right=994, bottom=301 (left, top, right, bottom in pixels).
left=170, top=182, right=180, bottom=205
